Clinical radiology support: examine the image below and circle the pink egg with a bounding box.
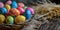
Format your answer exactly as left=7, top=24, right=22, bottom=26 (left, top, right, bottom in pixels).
left=0, top=2, right=4, bottom=8
left=26, top=7, right=34, bottom=15
left=18, top=3, right=24, bottom=8
left=17, top=7, right=25, bottom=14
left=6, top=0, right=12, bottom=5
left=17, top=7, right=22, bottom=10
left=20, top=8, right=25, bottom=14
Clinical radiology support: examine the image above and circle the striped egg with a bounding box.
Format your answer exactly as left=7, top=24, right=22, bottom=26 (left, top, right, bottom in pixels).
left=17, top=7, right=25, bottom=15
left=0, top=7, right=8, bottom=14
left=9, top=8, right=20, bottom=16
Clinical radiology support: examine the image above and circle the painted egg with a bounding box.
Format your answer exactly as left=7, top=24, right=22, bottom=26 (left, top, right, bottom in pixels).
left=26, top=7, right=34, bottom=15
left=17, top=6, right=21, bottom=10
left=0, top=8, right=8, bottom=14
left=5, top=4, right=11, bottom=10
left=0, top=14, right=5, bottom=24
left=9, top=8, right=20, bottom=16
left=25, top=10, right=31, bottom=14
left=24, top=10, right=32, bottom=20
left=0, top=2, right=4, bottom=8
left=18, top=2, right=24, bottom=8
left=6, top=0, right=12, bottom=5
left=15, top=15, right=26, bottom=24
left=6, top=16, right=14, bottom=24
left=17, top=7, right=25, bottom=14
left=24, top=6, right=27, bottom=10
left=11, top=1, right=18, bottom=8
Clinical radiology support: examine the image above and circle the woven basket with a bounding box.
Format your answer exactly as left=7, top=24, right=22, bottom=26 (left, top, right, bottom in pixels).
left=0, top=23, right=28, bottom=30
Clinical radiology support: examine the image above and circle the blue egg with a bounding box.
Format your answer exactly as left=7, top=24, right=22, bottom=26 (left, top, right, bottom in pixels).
left=25, top=10, right=31, bottom=14
left=25, top=14, right=32, bottom=20
left=24, top=10, right=32, bottom=20
left=0, top=8, right=8, bottom=14
left=11, top=1, right=18, bottom=8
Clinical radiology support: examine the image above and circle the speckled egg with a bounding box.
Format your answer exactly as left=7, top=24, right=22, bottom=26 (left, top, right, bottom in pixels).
left=15, top=15, right=26, bottom=24
left=26, top=7, right=34, bottom=15
left=18, top=2, right=24, bottom=8
left=9, top=8, right=20, bottom=16
left=0, top=14, right=5, bottom=24
left=0, top=7, right=8, bottom=14
left=11, top=1, right=18, bottom=8
left=0, top=2, right=4, bottom=8
left=5, top=4, right=11, bottom=10
left=6, top=16, right=14, bottom=24
left=17, top=7, right=25, bottom=14
left=6, top=0, right=12, bottom=5
left=24, top=10, right=32, bottom=20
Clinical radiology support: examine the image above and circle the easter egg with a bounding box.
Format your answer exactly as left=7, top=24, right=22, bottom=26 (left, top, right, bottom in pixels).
left=11, top=1, right=18, bottom=8
left=25, top=10, right=31, bottom=14
left=5, top=4, right=11, bottom=10
left=6, top=0, right=12, bottom=5
left=0, top=14, right=5, bottom=24
left=15, top=15, right=26, bottom=24
left=18, top=2, right=24, bottom=8
left=0, top=2, right=4, bottom=8
left=9, top=8, right=20, bottom=16
left=24, top=6, right=27, bottom=10
left=0, top=8, right=8, bottom=14
left=24, top=10, right=32, bottom=20
left=17, top=6, right=21, bottom=10
left=26, top=7, right=34, bottom=15
left=17, top=7, right=25, bottom=14
left=6, top=16, right=14, bottom=24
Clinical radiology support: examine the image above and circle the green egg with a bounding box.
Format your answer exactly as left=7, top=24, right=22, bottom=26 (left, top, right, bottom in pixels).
left=6, top=16, right=14, bottom=25
left=24, top=6, right=27, bottom=10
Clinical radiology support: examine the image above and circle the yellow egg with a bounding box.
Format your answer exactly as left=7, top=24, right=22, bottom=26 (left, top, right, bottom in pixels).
left=15, top=15, right=26, bottom=24
left=5, top=4, right=11, bottom=10
left=0, top=14, right=5, bottom=24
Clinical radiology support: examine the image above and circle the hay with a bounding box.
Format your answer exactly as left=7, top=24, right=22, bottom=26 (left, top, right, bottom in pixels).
left=33, top=3, right=60, bottom=19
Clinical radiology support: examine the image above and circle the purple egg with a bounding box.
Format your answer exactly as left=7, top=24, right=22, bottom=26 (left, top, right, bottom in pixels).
left=26, top=7, right=34, bottom=15
left=6, top=0, right=12, bottom=5
left=0, top=2, right=4, bottom=8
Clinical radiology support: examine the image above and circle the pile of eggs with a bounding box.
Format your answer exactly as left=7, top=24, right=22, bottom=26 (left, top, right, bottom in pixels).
left=0, top=0, right=34, bottom=25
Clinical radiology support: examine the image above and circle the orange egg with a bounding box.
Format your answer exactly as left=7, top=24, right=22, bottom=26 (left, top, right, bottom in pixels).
left=9, top=8, right=20, bottom=16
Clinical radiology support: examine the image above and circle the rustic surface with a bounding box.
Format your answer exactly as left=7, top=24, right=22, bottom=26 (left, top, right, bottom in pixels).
left=0, top=3, right=60, bottom=30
